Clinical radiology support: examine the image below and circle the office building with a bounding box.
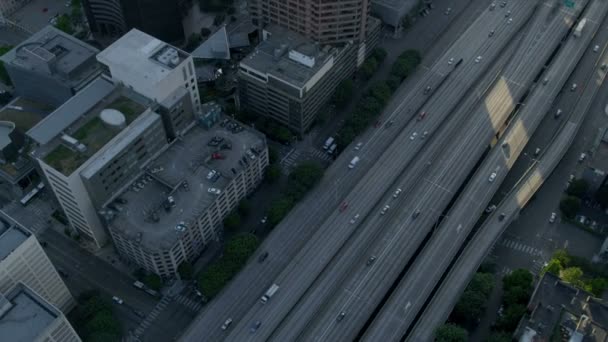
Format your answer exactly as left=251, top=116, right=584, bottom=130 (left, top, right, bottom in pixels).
left=248, top=0, right=380, bottom=65
left=106, top=104, right=268, bottom=278
left=27, top=77, right=184, bottom=248
left=82, top=0, right=185, bottom=43
left=97, top=28, right=201, bottom=115
left=515, top=272, right=608, bottom=341
left=249, top=0, right=370, bottom=45
left=238, top=25, right=356, bottom=134
left=0, top=26, right=102, bottom=107
left=0, top=220, right=74, bottom=312
left=0, top=283, right=81, bottom=342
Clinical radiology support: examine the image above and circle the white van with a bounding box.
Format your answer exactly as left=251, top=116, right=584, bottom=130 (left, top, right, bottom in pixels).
left=328, top=144, right=337, bottom=155
left=348, top=156, right=360, bottom=169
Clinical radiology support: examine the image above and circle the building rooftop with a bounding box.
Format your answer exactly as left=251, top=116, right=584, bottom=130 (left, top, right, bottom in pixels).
left=0, top=223, right=27, bottom=261
left=96, top=29, right=190, bottom=87
left=28, top=77, right=151, bottom=176
left=0, top=283, right=60, bottom=342
left=240, top=24, right=337, bottom=90
left=106, top=117, right=266, bottom=252
left=0, top=25, right=100, bottom=89
left=517, top=272, right=608, bottom=341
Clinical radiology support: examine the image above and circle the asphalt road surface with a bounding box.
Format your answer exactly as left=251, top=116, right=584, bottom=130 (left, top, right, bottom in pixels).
left=407, top=2, right=608, bottom=339
left=179, top=1, right=528, bottom=340
left=224, top=1, right=540, bottom=340
left=363, top=1, right=608, bottom=340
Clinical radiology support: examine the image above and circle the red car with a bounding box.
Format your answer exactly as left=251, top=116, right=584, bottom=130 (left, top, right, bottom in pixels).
left=339, top=201, right=348, bottom=212
left=417, top=111, right=427, bottom=121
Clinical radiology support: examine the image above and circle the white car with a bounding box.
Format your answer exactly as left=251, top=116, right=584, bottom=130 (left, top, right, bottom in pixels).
left=549, top=212, right=557, bottom=223
left=393, top=188, right=402, bottom=198
left=485, top=204, right=497, bottom=213
left=475, top=56, right=482, bottom=63
left=207, top=188, right=221, bottom=195
left=594, top=45, right=600, bottom=53
left=112, top=296, right=124, bottom=305
left=221, top=318, right=233, bottom=330
left=409, top=132, right=418, bottom=140
left=260, top=216, right=268, bottom=224
left=350, top=214, right=360, bottom=224
left=380, top=205, right=390, bottom=215
left=448, top=57, right=455, bottom=65
left=489, top=172, right=497, bottom=182
left=354, top=142, right=363, bottom=150
left=579, top=153, right=586, bottom=162
left=507, top=18, right=513, bottom=25
left=571, top=83, right=577, bottom=91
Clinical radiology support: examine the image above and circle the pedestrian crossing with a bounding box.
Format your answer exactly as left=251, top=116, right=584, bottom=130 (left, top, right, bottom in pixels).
left=499, top=238, right=542, bottom=257
left=175, top=294, right=204, bottom=312
left=133, top=296, right=171, bottom=337
left=307, top=148, right=333, bottom=162
left=499, top=259, right=545, bottom=276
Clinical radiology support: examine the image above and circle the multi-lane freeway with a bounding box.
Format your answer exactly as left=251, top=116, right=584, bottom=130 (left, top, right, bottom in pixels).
left=180, top=0, right=606, bottom=340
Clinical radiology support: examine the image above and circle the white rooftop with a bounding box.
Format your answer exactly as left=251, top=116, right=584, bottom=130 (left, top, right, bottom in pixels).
left=96, top=29, right=189, bottom=87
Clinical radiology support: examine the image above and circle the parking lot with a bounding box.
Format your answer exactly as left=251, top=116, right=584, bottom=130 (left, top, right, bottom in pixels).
left=9, top=0, right=71, bottom=33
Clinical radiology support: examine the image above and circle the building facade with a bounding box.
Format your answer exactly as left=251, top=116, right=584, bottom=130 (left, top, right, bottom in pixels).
left=0, top=283, right=81, bottom=342
left=248, top=0, right=371, bottom=45
left=238, top=25, right=356, bottom=134
left=0, top=25, right=102, bottom=107
left=82, top=0, right=185, bottom=43
left=97, top=29, right=202, bottom=116
left=107, top=112, right=268, bottom=278
left=0, top=220, right=74, bottom=312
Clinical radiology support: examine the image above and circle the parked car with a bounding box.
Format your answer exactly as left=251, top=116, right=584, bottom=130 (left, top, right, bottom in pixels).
left=549, top=212, right=556, bottom=223
left=350, top=214, right=360, bottom=224
left=112, top=296, right=124, bottom=305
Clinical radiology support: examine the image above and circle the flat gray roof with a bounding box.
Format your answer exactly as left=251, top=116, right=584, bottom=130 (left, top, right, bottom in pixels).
left=0, top=225, right=29, bottom=261
left=0, top=284, right=58, bottom=342
left=108, top=118, right=265, bottom=252
left=240, top=24, right=337, bottom=89
left=0, top=25, right=100, bottom=88
left=27, top=77, right=117, bottom=145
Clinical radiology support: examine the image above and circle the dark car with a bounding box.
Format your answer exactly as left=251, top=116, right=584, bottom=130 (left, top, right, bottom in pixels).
left=498, top=213, right=506, bottom=221
left=250, top=321, right=261, bottom=333
left=258, top=252, right=269, bottom=263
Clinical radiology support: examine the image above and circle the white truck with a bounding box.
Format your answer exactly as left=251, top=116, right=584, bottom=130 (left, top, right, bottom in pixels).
left=574, top=18, right=586, bottom=38
left=323, top=137, right=335, bottom=150
left=261, top=284, right=279, bottom=304
left=348, top=156, right=360, bottom=169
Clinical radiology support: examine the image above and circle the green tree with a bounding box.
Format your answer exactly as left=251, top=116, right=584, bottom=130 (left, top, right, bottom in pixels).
left=542, top=259, right=562, bottom=276
left=503, top=285, right=532, bottom=306
left=144, top=274, right=162, bottom=291
left=267, top=197, right=294, bottom=227
left=468, top=272, right=495, bottom=297
left=584, top=277, right=608, bottom=296
left=178, top=262, right=194, bottom=280
left=386, top=75, right=401, bottom=92
left=435, top=323, right=468, bottom=342
left=559, top=196, right=581, bottom=219
left=372, top=48, right=388, bottom=63
left=566, top=179, right=589, bottom=198
left=227, top=6, right=236, bottom=14
left=553, top=249, right=571, bottom=267
left=359, top=57, right=378, bottom=80
left=560, top=267, right=584, bottom=286
left=55, top=14, right=74, bottom=34
left=334, top=79, right=354, bottom=108
left=361, top=96, right=383, bottom=114
left=87, top=332, right=121, bottom=342
left=453, top=290, right=487, bottom=324
left=369, top=81, right=392, bottom=105
left=223, top=211, right=241, bottom=231
left=503, top=269, right=533, bottom=292
left=238, top=200, right=251, bottom=217
left=265, top=164, right=282, bottom=183
left=487, top=331, right=512, bottom=342
left=287, top=161, right=324, bottom=200
left=495, top=304, right=527, bottom=331
left=391, top=58, right=412, bottom=79
left=268, top=146, right=279, bottom=164
left=84, top=311, right=121, bottom=336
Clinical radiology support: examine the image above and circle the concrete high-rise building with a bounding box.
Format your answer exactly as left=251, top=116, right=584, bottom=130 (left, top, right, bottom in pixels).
left=238, top=25, right=356, bottom=134
left=0, top=219, right=74, bottom=312
left=82, top=0, right=185, bottom=44
left=0, top=283, right=81, bottom=342
left=97, top=29, right=202, bottom=115
left=249, top=0, right=371, bottom=45
left=0, top=25, right=102, bottom=107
